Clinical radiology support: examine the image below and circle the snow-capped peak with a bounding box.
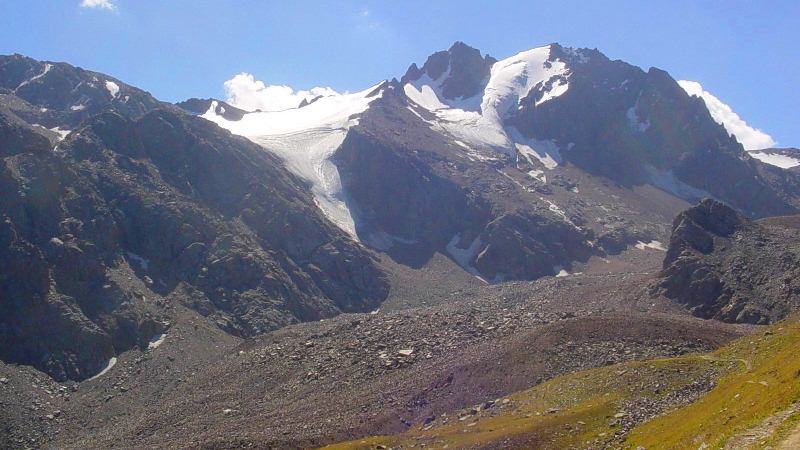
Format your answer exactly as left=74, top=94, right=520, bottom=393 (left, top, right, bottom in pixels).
left=402, top=43, right=572, bottom=162
left=480, top=45, right=569, bottom=123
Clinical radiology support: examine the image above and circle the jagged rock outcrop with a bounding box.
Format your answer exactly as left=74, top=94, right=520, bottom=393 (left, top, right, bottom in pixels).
left=655, top=198, right=800, bottom=323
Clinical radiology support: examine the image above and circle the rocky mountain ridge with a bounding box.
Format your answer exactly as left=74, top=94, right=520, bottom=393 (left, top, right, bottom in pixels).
left=0, top=56, right=388, bottom=381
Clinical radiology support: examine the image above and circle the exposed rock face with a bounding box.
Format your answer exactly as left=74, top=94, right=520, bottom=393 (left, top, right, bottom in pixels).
left=176, top=98, right=247, bottom=121
left=0, top=94, right=387, bottom=381
left=655, top=198, right=800, bottom=324
left=401, top=41, right=497, bottom=101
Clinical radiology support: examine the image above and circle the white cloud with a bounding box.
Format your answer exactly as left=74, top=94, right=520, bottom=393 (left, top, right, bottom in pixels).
left=678, top=80, right=776, bottom=150
left=222, top=73, right=338, bottom=112
left=80, top=0, right=116, bottom=10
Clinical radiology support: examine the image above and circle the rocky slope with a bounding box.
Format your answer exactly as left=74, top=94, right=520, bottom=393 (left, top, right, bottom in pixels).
left=654, top=198, right=800, bottom=324
left=0, top=58, right=388, bottom=381
left=29, top=271, right=748, bottom=449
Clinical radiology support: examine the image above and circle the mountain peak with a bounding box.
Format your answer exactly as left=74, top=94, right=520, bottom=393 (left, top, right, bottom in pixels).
left=447, top=40, right=474, bottom=51
left=402, top=42, right=496, bottom=101
left=176, top=97, right=247, bottom=121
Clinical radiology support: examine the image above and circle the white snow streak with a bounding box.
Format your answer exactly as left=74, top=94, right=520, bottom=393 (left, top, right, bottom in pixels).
left=16, top=63, right=52, bottom=90
left=626, top=104, right=650, bottom=132
left=678, top=80, right=775, bottom=150
left=88, top=357, right=117, bottom=381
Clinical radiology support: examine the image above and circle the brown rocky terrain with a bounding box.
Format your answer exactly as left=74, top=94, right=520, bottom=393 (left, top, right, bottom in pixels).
left=2, top=264, right=750, bottom=449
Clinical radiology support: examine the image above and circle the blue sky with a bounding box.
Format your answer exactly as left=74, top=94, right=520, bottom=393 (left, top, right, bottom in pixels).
left=2, top=0, right=798, bottom=146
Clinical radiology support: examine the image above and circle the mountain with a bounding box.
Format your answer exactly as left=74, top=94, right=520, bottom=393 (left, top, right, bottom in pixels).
left=0, top=56, right=387, bottom=381
left=654, top=198, right=800, bottom=324
left=202, top=42, right=800, bottom=283
left=3, top=44, right=800, bottom=449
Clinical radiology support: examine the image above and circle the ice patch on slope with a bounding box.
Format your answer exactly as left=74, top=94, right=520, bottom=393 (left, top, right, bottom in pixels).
left=446, top=233, right=487, bottom=282
left=105, top=80, right=120, bottom=97
left=646, top=166, right=711, bottom=202
left=527, top=169, right=546, bottom=183
left=50, top=126, right=71, bottom=140
left=510, top=128, right=562, bottom=169
left=147, top=333, right=167, bottom=350
left=635, top=240, right=666, bottom=251
left=201, top=84, right=384, bottom=238
left=362, top=231, right=418, bottom=251
left=749, top=151, right=800, bottom=169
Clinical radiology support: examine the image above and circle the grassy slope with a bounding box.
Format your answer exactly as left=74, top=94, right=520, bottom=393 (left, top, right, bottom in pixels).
left=626, top=319, right=800, bottom=449
left=322, top=319, right=800, bottom=449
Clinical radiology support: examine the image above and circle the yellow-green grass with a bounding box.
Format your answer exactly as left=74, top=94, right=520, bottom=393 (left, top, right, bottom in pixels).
left=625, top=319, right=800, bottom=449
left=323, top=319, right=800, bottom=450
left=323, top=355, right=725, bottom=449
